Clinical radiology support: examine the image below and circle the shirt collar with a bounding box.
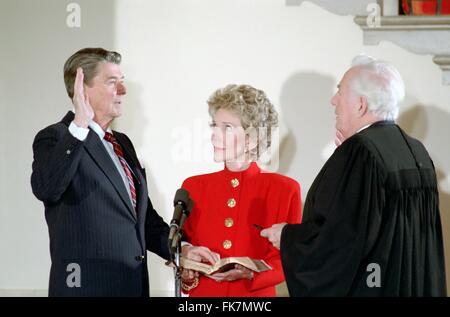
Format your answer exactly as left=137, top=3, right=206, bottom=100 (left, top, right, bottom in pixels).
left=356, top=123, right=372, bottom=134
left=356, top=120, right=396, bottom=134
left=88, top=120, right=113, bottom=140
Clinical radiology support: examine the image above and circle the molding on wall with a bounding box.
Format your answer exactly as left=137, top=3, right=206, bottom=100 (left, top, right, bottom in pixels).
left=285, top=0, right=377, bottom=16
left=354, top=15, right=450, bottom=85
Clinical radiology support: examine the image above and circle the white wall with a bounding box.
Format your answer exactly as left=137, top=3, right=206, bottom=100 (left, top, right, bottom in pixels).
left=1, top=0, right=449, bottom=296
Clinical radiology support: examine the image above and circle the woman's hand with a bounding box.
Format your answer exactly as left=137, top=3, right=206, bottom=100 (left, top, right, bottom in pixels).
left=209, top=264, right=254, bottom=282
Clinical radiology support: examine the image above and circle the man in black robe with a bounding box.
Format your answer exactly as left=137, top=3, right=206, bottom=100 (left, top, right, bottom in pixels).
left=261, top=55, right=447, bottom=296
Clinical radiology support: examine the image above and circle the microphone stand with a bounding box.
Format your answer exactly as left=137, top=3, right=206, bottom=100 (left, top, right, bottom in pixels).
left=167, top=196, right=192, bottom=297
left=168, top=221, right=186, bottom=297
left=172, top=231, right=182, bottom=297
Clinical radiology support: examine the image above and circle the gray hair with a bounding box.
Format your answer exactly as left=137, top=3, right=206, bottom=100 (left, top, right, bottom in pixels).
left=349, top=54, right=405, bottom=120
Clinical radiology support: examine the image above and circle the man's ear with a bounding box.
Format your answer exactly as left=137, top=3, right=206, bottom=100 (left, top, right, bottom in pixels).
left=358, top=96, right=369, bottom=117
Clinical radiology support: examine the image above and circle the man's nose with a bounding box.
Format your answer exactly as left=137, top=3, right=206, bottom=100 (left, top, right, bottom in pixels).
left=117, top=82, right=127, bottom=95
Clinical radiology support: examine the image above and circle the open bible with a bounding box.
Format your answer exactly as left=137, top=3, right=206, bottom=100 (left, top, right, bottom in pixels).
left=180, top=257, right=272, bottom=275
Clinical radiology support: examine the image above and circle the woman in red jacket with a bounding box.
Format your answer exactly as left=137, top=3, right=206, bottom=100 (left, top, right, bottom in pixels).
left=180, top=84, right=302, bottom=297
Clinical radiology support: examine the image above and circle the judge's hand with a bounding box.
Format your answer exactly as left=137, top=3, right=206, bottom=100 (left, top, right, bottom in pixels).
left=73, top=67, right=94, bottom=128
left=209, top=264, right=253, bottom=282
left=181, top=245, right=220, bottom=265
left=260, top=223, right=287, bottom=250
left=335, top=130, right=345, bottom=147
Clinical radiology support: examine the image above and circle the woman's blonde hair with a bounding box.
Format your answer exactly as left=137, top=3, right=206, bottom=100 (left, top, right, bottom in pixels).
left=208, top=84, right=278, bottom=159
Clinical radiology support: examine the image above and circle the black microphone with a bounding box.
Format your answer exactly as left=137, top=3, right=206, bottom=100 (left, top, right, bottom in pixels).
left=170, top=198, right=193, bottom=253
left=168, top=188, right=190, bottom=248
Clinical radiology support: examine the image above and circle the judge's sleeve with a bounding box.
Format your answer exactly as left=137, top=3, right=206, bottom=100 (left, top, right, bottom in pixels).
left=280, top=141, right=385, bottom=296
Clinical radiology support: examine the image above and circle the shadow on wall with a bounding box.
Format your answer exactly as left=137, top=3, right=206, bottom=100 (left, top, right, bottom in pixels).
left=114, top=80, right=172, bottom=296
left=397, top=105, right=450, bottom=293
left=275, top=72, right=336, bottom=296
left=278, top=72, right=336, bottom=198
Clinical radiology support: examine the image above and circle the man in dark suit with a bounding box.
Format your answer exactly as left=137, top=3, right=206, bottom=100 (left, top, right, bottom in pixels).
left=31, top=48, right=170, bottom=296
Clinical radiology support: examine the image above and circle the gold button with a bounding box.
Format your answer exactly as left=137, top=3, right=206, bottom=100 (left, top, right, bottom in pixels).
left=223, top=240, right=232, bottom=249
left=224, top=217, right=234, bottom=228
left=231, top=178, right=239, bottom=188
left=227, top=198, right=236, bottom=208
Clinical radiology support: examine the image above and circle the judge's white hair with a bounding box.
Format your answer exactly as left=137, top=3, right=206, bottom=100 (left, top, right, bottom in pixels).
left=350, top=54, right=405, bottom=120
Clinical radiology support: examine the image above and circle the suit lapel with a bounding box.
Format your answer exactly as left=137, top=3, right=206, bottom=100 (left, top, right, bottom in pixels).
left=84, top=131, right=137, bottom=220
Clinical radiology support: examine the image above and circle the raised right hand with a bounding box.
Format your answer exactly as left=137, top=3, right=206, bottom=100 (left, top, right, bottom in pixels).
left=72, top=67, right=94, bottom=128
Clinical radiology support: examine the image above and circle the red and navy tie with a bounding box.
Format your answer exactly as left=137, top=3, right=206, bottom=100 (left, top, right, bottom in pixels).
left=104, top=132, right=137, bottom=212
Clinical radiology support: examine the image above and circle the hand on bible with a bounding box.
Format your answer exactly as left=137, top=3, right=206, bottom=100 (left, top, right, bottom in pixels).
left=209, top=264, right=253, bottom=282
left=181, top=245, right=220, bottom=265
left=73, top=67, right=94, bottom=128
left=260, top=223, right=287, bottom=250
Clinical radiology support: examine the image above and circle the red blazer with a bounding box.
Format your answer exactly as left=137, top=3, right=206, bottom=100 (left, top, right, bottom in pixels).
left=182, top=162, right=302, bottom=297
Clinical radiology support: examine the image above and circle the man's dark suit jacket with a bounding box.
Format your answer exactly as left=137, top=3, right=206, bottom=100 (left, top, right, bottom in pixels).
left=31, top=111, right=170, bottom=297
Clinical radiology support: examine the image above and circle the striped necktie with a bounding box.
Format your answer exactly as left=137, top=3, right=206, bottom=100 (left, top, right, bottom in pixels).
left=104, top=132, right=137, bottom=212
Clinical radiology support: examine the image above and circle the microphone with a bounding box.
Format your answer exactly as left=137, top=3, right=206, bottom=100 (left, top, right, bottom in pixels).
left=168, top=188, right=190, bottom=249
left=170, top=198, right=193, bottom=253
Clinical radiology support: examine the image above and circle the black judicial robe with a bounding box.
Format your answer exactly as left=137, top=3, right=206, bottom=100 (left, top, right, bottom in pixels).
left=281, top=121, right=447, bottom=296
